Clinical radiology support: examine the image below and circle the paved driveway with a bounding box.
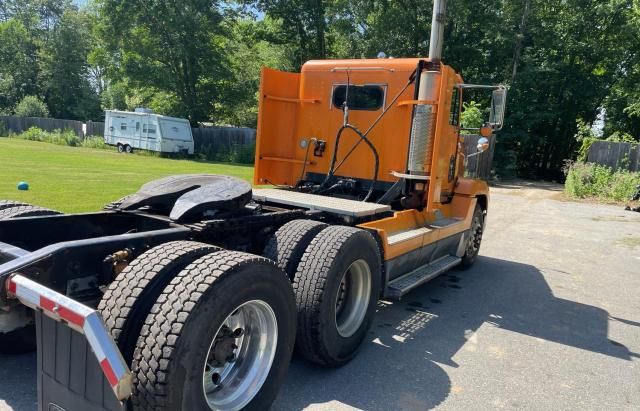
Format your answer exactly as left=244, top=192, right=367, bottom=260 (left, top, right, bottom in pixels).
left=2, top=183, right=639, bottom=410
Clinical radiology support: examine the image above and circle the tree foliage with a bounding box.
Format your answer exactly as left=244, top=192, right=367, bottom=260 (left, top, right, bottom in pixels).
left=0, top=0, right=639, bottom=177
left=14, top=95, right=50, bottom=118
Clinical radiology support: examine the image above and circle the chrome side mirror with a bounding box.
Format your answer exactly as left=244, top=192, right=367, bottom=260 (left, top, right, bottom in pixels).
left=477, top=137, right=490, bottom=153
left=489, top=87, right=507, bottom=130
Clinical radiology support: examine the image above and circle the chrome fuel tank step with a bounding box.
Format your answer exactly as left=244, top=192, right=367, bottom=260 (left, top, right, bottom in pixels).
left=385, top=255, right=461, bottom=299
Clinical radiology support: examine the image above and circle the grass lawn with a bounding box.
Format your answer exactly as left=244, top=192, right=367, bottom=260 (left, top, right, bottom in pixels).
left=0, top=138, right=254, bottom=213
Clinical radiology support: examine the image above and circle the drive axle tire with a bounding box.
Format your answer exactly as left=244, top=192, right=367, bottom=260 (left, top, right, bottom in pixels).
left=0, top=324, right=36, bottom=354
left=459, top=204, right=486, bottom=269
left=0, top=200, right=29, bottom=211
left=98, top=241, right=219, bottom=363
left=0, top=205, right=61, bottom=220
left=264, top=219, right=327, bottom=279
left=131, top=250, right=297, bottom=411
left=293, top=226, right=381, bottom=367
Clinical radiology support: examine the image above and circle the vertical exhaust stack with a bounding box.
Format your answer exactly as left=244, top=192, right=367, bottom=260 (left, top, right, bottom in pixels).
left=428, top=0, right=447, bottom=62
left=406, top=0, right=446, bottom=176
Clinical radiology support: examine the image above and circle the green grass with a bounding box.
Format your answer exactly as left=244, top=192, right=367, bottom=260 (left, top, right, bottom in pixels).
left=0, top=138, right=254, bottom=213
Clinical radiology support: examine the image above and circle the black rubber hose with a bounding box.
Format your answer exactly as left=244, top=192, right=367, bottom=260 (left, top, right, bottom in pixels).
left=318, top=124, right=379, bottom=202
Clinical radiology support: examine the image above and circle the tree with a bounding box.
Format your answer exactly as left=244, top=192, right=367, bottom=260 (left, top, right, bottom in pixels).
left=40, top=9, right=101, bottom=120
left=14, top=95, right=49, bottom=117
left=0, top=19, right=40, bottom=111
left=95, top=0, right=229, bottom=123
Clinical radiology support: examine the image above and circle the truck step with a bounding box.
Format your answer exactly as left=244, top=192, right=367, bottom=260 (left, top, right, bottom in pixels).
left=386, top=255, right=461, bottom=299
left=387, top=227, right=432, bottom=246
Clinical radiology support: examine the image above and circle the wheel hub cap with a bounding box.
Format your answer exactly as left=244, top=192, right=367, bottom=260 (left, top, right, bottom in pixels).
left=202, top=300, right=278, bottom=411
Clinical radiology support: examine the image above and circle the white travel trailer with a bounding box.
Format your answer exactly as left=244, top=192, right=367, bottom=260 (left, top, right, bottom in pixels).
left=104, top=109, right=195, bottom=154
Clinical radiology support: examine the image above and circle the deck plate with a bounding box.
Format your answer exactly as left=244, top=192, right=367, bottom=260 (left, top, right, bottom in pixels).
left=252, top=188, right=391, bottom=217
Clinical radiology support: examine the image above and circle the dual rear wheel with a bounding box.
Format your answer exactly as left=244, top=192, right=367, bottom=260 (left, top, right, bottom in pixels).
left=265, top=220, right=382, bottom=366
left=99, top=242, right=296, bottom=410
left=100, top=221, right=382, bottom=410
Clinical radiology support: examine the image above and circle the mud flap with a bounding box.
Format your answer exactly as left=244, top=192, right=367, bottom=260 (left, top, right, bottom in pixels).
left=36, top=312, right=124, bottom=411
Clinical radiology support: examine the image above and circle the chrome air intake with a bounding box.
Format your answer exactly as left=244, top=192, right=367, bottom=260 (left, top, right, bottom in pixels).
left=407, top=70, right=441, bottom=175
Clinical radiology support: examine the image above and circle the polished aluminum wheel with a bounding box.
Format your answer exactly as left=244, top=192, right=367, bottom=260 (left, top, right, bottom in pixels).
left=466, top=212, right=484, bottom=256
left=202, top=300, right=278, bottom=411
left=334, top=259, right=372, bottom=338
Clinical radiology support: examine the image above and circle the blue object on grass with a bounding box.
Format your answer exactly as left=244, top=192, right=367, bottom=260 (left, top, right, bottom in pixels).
left=17, top=181, right=29, bottom=191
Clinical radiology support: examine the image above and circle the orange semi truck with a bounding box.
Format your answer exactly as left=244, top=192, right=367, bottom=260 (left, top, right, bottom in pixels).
left=0, top=0, right=505, bottom=409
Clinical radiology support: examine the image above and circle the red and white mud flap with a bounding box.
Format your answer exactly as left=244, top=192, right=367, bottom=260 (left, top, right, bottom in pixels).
left=6, top=274, right=133, bottom=401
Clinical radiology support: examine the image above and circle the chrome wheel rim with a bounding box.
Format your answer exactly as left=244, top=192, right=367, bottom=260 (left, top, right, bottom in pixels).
left=202, top=300, right=278, bottom=411
left=335, top=259, right=372, bottom=338
left=466, top=213, right=483, bottom=255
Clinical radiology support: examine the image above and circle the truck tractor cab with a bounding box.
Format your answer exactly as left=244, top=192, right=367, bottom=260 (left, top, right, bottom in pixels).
left=0, top=1, right=506, bottom=410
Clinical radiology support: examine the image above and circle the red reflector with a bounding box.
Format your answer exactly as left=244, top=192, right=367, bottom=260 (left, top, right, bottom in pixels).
left=59, top=306, right=85, bottom=327
left=40, top=296, right=55, bottom=312
left=100, top=358, right=119, bottom=387
left=39, top=296, right=85, bottom=327
left=7, top=279, right=16, bottom=295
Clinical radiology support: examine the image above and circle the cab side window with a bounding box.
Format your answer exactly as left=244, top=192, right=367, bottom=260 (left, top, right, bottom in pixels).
left=449, top=88, right=461, bottom=126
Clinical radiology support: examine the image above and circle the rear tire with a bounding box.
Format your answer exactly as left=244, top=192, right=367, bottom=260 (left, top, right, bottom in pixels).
left=293, top=226, right=381, bottom=367
left=131, top=250, right=297, bottom=411
left=460, top=204, right=485, bottom=269
left=98, top=241, right=219, bottom=363
left=117, top=143, right=124, bottom=153
left=263, top=219, right=327, bottom=279
left=0, top=205, right=61, bottom=220
left=0, top=200, right=29, bottom=211
left=125, top=144, right=133, bottom=154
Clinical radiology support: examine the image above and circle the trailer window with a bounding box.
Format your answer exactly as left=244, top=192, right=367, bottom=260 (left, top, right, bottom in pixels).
left=120, top=123, right=127, bottom=130
left=143, top=124, right=156, bottom=134
left=332, top=85, right=385, bottom=111
left=136, top=122, right=140, bottom=131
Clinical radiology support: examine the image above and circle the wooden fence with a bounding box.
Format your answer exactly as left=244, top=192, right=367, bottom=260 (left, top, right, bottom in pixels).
left=0, top=115, right=84, bottom=136
left=85, top=121, right=105, bottom=137
left=462, top=134, right=496, bottom=180
left=587, top=141, right=640, bottom=172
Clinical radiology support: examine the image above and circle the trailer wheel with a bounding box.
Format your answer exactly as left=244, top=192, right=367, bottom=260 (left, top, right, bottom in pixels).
left=117, top=143, right=124, bottom=153
left=293, top=226, right=381, bottom=367
left=0, top=205, right=61, bottom=220
left=460, top=204, right=485, bottom=268
left=263, top=219, right=327, bottom=279
left=98, top=241, right=219, bottom=363
left=0, top=324, right=36, bottom=354
left=125, top=144, right=133, bottom=154
left=0, top=200, right=29, bottom=211
left=131, top=251, right=296, bottom=411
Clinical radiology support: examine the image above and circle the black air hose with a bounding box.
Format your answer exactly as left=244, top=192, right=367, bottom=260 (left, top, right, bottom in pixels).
left=318, top=124, right=379, bottom=202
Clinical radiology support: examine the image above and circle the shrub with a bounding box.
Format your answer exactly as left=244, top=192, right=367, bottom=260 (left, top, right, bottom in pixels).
left=80, top=137, right=108, bottom=149
left=195, top=143, right=256, bottom=164
left=564, top=161, right=640, bottom=202
left=0, top=122, right=9, bottom=137
left=14, top=96, right=50, bottom=118
left=14, top=127, right=80, bottom=147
